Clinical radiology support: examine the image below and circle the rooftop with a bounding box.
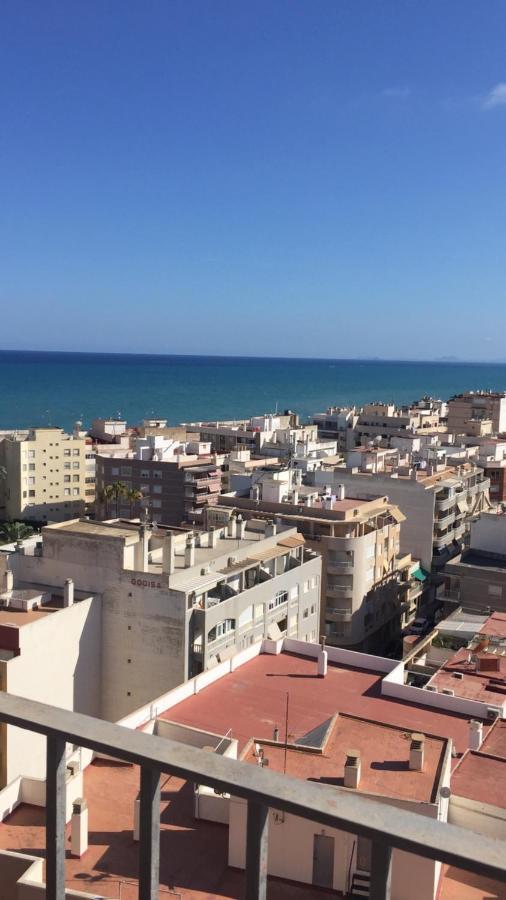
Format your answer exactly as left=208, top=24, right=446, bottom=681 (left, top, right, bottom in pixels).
left=429, top=647, right=506, bottom=706
left=162, top=650, right=490, bottom=757
left=242, top=713, right=446, bottom=804
left=480, top=612, right=506, bottom=639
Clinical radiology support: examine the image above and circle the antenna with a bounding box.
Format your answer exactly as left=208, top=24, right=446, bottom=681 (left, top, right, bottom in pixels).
left=283, top=692, right=289, bottom=775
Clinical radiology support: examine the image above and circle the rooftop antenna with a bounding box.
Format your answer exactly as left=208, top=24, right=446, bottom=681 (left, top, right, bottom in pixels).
left=283, top=692, right=290, bottom=775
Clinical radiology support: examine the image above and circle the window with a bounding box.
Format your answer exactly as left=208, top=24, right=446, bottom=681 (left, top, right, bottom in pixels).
left=64, top=462, right=71, bottom=469
left=303, top=608, right=309, bottom=619
left=29, top=490, right=35, bottom=497
left=141, top=469, right=150, bottom=479
left=64, top=449, right=71, bottom=456
left=64, top=488, right=71, bottom=496
left=73, top=462, right=80, bottom=469
left=303, top=580, right=310, bottom=593
left=73, top=449, right=80, bottom=456
left=73, top=475, right=80, bottom=482
left=120, top=466, right=132, bottom=476
left=29, top=463, right=35, bottom=471
left=112, top=467, right=120, bottom=476
left=153, top=484, right=162, bottom=494
left=64, top=475, right=71, bottom=483
left=28, top=477, right=35, bottom=485
left=290, top=585, right=299, bottom=601
left=208, top=618, right=235, bottom=642
left=22, top=491, right=27, bottom=498
left=488, top=584, right=503, bottom=598
left=310, top=604, right=315, bottom=615
left=27, top=450, right=35, bottom=459
left=22, top=464, right=27, bottom=471
left=268, top=590, right=288, bottom=610
left=72, top=488, right=80, bottom=495
left=152, top=499, right=161, bottom=508
left=153, top=470, right=163, bottom=479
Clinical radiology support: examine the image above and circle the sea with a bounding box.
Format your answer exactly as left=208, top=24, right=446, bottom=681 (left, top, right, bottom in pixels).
left=1, top=350, right=506, bottom=432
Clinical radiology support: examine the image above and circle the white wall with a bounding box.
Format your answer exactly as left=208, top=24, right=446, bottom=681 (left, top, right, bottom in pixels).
left=5, top=598, right=102, bottom=782
left=470, top=513, right=506, bottom=555
left=449, top=795, right=506, bottom=840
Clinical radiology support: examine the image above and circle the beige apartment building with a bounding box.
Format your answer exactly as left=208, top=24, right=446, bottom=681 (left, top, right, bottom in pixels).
left=312, top=462, right=490, bottom=571
left=447, top=391, right=506, bottom=436
left=214, top=490, right=422, bottom=652
left=0, top=427, right=95, bottom=523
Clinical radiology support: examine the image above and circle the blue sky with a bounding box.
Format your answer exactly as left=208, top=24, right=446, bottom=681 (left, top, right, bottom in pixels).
left=1, top=1, right=506, bottom=360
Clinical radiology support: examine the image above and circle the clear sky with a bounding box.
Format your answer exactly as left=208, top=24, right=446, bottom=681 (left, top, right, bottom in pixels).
left=1, top=1, right=506, bottom=360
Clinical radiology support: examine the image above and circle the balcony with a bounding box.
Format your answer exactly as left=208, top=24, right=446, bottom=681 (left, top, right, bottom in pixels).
left=327, top=584, right=353, bottom=599
left=327, top=561, right=354, bottom=575
left=325, top=608, right=353, bottom=622
left=0, top=693, right=504, bottom=900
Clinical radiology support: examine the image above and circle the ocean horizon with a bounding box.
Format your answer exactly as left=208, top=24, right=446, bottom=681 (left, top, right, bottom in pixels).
left=1, top=349, right=506, bottom=432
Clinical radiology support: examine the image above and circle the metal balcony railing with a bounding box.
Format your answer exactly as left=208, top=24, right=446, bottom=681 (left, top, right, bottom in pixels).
left=0, top=692, right=504, bottom=900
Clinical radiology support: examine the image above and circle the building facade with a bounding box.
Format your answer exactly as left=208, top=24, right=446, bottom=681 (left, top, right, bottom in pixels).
left=0, top=427, right=94, bottom=523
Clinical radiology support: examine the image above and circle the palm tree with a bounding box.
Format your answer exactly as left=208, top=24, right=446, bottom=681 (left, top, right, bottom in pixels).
left=0, top=521, right=34, bottom=544
left=98, top=484, right=115, bottom=518
left=110, top=481, right=129, bottom=518
left=127, top=488, right=143, bottom=517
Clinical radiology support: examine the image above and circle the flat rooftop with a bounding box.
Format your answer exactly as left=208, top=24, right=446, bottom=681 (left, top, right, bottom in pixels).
left=451, top=750, right=506, bottom=810
left=0, top=760, right=320, bottom=900
left=480, top=612, right=506, bottom=639
left=243, top=713, right=446, bottom=804
left=44, top=519, right=140, bottom=541
left=429, top=648, right=506, bottom=706
left=163, top=651, right=489, bottom=757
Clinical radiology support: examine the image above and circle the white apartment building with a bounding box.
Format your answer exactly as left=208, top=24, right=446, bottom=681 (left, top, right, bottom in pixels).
left=312, top=463, right=490, bottom=571
left=0, top=515, right=321, bottom=728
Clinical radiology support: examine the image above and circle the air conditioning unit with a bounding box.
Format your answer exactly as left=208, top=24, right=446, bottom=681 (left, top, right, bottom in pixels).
left=452, top=672, right=464, bottom=680
left=425, top=685, right=438, bottom=692
left=442, top=689, right=454, bottom=696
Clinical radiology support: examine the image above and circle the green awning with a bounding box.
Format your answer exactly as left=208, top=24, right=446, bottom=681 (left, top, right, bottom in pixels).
left=412, top=566, right=428, bottom=583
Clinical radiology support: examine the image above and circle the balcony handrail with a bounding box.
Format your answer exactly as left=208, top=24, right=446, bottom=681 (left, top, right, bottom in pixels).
left=0, top=692, right=504, bottom=899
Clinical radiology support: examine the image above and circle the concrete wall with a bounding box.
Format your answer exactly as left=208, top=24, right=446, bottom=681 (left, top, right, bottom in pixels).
left=228, top=795, right=440, bottom=900
left=449, top=794, right=506, bottom=840
left=0, top=850, right=107, bottom=899
left=4, top=598, right=101, bottom=782
left=470, top=514, right=506, bottom=555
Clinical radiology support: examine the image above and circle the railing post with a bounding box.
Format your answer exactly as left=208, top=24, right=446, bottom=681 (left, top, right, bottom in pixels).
left=370, top=840, right=392, bottom=900
left=245, top=800, right=269, bottom=900
left=46, top=734, right=67, bottom=900
left=138, top=766, right=160, bottom=900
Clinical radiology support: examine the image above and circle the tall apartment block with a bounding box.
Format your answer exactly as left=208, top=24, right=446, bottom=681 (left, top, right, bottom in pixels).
left=96, top=454, right=222, bottom=525
left=447, top=391, right=506, bottom=435
left=312, top=463, right=490, bottom=571
left=0, top=427, right=95, bottom=523
left=213, top=489, right=422, bottom=652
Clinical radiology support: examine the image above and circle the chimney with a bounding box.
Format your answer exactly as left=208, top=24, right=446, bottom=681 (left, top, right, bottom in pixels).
left=273, top=727, right=279, bottom=742
left=63, top=578, right=74, bottom=607
left=209, top=526, right=218, bottom=548
left=250, top=484, right=260, bottom=502
left=234, top=514, right=246, bottom=540
left=344, top=750, right=361, bottom=788
left=318, top=636, right=328, bottom=678
left=134, top=525, right=149, bottom=572
left=264, top=520, right=277, bottom=538
left=3, top=569, right=13, bottom=593
left=409, top=733, right=425, bottom=771
left=185, top=535, right=195, bottom=568
left=227, top=516, right=235, bottom=537
left=469, top=720, right=483, bottom=751
left=336, top=484, right=345, bottom=501
left=70, top=798, right=88, bottom=858
left=162, top=534, right=175, bottom=575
